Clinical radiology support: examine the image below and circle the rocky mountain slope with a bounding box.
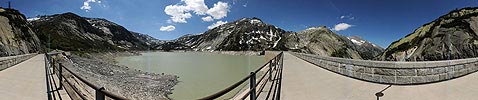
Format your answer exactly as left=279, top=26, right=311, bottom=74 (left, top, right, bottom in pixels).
left=0, top=8, right=41, bottom=57
left=26, top=12, right=383, bottom=60
left=153, top=34, right=201, bottom=51
left=130, top=31, right=165, bottom=49
left=378, top=7, right=478, bottom=61
left=186, top=17, right=288, bottom=51
left=280, top=26, right=383, bottom=59
left=168, top=18, right=383, bottom=59
left=347, top=36, right=384, bottom=59
left=29, top=12, right=151, bottom=52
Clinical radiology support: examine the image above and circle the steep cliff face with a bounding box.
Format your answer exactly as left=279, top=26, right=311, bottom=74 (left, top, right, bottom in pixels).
left=0, top=8, right=41, bottom=57
left=29, top=12, right=149, bottom=52
left=378, top=7, right=478, bottom=61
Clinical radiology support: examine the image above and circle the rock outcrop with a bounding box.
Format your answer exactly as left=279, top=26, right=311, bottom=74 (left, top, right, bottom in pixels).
left=0, top=8, right=41, bottom=57
left=378, top=7, right=478, bottom=61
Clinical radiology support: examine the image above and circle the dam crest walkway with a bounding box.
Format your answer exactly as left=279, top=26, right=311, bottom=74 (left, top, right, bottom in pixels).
left=0, top=52, right=477, bottom=100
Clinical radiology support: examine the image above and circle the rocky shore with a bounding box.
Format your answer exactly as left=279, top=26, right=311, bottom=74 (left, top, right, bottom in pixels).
left=59, top=53, right=179, bottom=100
left=209, top=51, right=263, bottom=56
left=168, top=50, right=264, bottom=56
left=72, top=51, right=142, bottom=63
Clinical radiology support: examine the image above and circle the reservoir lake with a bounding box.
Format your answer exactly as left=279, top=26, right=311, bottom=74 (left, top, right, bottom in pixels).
left=115, top=52, right=266, bottom=99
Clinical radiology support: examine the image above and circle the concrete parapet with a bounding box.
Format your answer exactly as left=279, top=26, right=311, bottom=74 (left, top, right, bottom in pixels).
left=0, top=53, right=37, bottom=71
left=290, top=52, right=478, bottom=85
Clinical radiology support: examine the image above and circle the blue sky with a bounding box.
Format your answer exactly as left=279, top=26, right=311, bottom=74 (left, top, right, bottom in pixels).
left=13, top=0, right=478, bottom=48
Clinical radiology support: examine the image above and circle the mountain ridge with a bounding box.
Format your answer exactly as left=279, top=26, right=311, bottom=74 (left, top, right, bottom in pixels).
left=27, top=12, right=383, bottom=59
left=29, top=12, right=153, bottom=52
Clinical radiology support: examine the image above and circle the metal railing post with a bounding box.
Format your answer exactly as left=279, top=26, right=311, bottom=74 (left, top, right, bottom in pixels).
left=59, top=63, right=63, bottom=89
left=277, top=52, right=284, bottom=100
left=249, top=72, right=256, bottom=100
left=52, top=59, right=56, bottom=74
left=274, top=56, right=278, bottom=69
left=96, top=87, right=106, bottom=100
left=269, top=60, right=272, bottom=81
left=281, top=53, right=284, bottom=68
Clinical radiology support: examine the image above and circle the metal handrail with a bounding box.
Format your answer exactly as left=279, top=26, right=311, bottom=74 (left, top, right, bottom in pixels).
left=44, top=54, right=52, bottom=100
left=45, top=52, right=129, bottom=100
left=199, top=52, right=284, bottom=100
left=46, top=51, right=284, bottom=100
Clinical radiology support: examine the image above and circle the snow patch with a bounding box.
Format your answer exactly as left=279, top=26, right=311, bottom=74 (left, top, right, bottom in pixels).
left=306, top=27, right=318, bottom=30
left=259, top=35, right=267, bottom=40
left=267, top=29, right=275, bottom=41
left=272, top=37, right=281, bottom=48
left=372, top=44, right=379, bottom=48
left=27, top=17, right=40, bottom=21
left=348, top=37, right=366, bottom=45
left=250, top=19, right=262, bottom=24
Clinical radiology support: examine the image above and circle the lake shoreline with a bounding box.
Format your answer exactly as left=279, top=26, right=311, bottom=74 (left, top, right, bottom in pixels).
left=71, top=50, right=267, bottom=99
left=115, top=51, right=266, bottom=99
left=61, top=51, right=179, bottom=100
left=139, top=50, right=264, bottom=56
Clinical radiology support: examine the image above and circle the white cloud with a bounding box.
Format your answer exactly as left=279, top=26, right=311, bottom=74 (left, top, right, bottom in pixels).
left=80, top=0, right=100, bottom=12
left=183, top=0, right=209, bottom=15
left=339, top=15, right=355, bottom=20
left=160, top=25, right=176, bottom=31
left=340, top=16, right=345, bottom=19
left=207, top=2, right=230, bottom=19
left=164, top=0, right=230, bottom=23
left=207, top=21, right=228, bottom=29
left=333, top=23, right=353, bottom=31
left=201, top=16, right=214, bottom=22
left=164, top=5, right=192, bottom=23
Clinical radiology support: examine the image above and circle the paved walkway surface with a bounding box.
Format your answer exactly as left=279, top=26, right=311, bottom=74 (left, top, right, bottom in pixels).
left=0, top=54, right=48, bottom=100
left=281, top=52, right=478, bottom=100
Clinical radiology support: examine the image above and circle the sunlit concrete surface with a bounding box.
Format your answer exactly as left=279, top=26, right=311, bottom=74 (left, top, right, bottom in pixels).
left=281, top=52, right=478, bottom=100
left=0, top=54, right=48, bottom=100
